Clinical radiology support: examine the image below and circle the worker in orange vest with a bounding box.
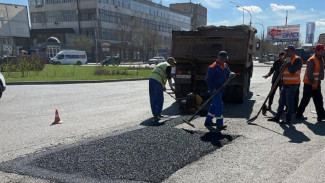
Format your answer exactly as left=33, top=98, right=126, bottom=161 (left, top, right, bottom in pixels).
left=268, top=45, right=303, bottom=124
left=296, top=44, right=325, bottom=122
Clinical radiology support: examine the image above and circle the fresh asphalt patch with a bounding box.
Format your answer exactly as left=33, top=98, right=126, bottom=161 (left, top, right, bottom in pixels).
left=0, top=116, right=237, bottom=183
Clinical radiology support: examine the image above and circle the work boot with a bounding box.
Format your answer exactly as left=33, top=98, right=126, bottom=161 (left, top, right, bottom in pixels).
left=262, top=104, right=267, bottom=116
left=204, top=121, right=216, bottom=126
left=295, top=113, right=307, bottom=120
left=317, top=115, right=325, bottom=122
left=281, top=118, right=292, bottom=125
left=158, top=114, right=165, bottom=118
left=267, top=117, right=279, bottom=123
left=216, top=125, right=227, bottom=130
left=153, top=115, right=160, bottom=122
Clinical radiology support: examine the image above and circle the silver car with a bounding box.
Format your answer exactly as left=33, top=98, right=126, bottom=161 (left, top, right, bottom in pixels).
left=0, top=72, right=6, bottom=99
left=148, top=56, right=166, bottom=65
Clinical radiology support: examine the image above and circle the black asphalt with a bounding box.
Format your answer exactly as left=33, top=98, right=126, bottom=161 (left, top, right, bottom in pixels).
left=0, top=116, right=237, bottom=183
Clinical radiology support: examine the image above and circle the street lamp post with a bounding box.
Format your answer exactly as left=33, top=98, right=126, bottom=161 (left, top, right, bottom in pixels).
left=236, top=5, right=252, bottom=26
left=95, top=12, right=105, bottom=65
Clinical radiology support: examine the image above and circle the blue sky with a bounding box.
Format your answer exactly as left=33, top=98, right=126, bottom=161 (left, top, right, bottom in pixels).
left=2, top=0, right=325, bottom=45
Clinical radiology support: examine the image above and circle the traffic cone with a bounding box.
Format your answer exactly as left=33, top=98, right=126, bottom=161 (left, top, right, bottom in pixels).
left=51, top=109, right=63, bottom=125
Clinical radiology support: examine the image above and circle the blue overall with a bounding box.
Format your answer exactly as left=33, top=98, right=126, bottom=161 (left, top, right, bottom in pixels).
left=149, top=78, right=164, bottom=117
left=205, top=61, right=231, bottom=125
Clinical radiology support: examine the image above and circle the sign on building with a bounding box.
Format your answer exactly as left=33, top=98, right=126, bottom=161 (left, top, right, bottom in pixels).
left=267, top=25, right=300, bottom=42
left=0, top=4, right=30, bottom=38
left=305, top=22, right=315, bottom=44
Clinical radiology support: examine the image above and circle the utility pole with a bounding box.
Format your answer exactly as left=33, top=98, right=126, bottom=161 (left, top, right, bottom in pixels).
left=237, top=5, right=251, bottom=26
left=242, top=9, right=244, bottom=24
left=285, top=11, right=288, bottom=26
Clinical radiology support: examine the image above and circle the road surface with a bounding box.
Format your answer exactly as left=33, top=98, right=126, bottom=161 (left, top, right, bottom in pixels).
left=0, top=63, right=324, bottom=182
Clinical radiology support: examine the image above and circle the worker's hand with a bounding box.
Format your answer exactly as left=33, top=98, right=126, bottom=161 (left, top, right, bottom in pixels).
left=285, top=57, right=291, bottom=64
left=263, top=74, right=269, bottom=79
left=312, top=84, right=318, bottom=90
left=229, top=72, right=236, bottom=79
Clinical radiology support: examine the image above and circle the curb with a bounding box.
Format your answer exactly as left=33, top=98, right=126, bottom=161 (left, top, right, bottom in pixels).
left=6, top=78, right=149, bottom=85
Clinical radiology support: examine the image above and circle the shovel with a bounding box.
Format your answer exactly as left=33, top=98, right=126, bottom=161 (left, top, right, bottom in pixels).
left=247, top=61, right=287, bottom=123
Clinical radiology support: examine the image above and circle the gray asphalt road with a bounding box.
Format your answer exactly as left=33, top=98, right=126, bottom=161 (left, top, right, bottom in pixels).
left=1, top=63, right=325, bottom=182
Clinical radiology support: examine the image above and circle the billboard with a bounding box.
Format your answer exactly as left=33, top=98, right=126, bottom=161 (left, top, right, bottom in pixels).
left=267, top=25, right=300, bottom=42
left=305, top=22, right=315, bottom=44
left=0, top=4, right=30, bottom=38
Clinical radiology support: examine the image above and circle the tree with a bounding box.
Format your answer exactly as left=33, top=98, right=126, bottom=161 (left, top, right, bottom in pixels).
left=69, top=34, right=94, bottom=53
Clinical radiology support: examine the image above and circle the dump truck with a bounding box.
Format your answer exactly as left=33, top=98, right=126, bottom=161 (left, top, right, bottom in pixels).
left=171, top=25, right=257, bottom=103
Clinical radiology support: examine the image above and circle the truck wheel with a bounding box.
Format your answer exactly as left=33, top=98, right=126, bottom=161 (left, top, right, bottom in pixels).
left=76, top=61, right=82, bottom=65
left=234, top=73, right=248, bottom=103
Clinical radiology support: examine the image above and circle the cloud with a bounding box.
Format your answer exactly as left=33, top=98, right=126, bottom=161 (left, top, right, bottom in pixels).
left=202, top=0, right=224, bottom=9
left=270, top=3, right=295, bottom=11
left=316, top=19, right=325, bottom=30
left=237, top=5, right=263, bottom=14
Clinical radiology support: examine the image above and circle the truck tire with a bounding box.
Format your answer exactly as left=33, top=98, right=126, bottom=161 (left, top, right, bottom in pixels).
left=234, top=73, right=248, bottom=103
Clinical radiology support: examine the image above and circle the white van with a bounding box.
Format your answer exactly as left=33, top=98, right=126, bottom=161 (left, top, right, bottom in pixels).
left=51, top=50, right=87, bottom=65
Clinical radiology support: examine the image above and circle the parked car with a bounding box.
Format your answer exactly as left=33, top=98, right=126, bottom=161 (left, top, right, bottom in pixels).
left=51, top=50, right=87, bottom=65
left=148, top=56, right=165, bottom=65
left=0, top=71, right=6, bottom=99
left=101, top=56, right=121, bottom=66
left=267, top=54, right=277, bottom=61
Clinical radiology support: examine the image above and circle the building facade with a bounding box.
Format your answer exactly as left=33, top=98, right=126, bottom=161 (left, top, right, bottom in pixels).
left=169, top=2, right=207, bottom=30
left=0, top=3, right=30, bottom=57
left=29, top=0, right=191, bottom=62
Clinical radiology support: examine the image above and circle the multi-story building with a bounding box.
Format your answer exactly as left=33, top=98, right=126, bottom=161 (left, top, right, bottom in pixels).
left=29, top=0, right=191, bottom=62
left=0, top=3, right=30, bottom=57
left=169, top=2, right=207, bottom=30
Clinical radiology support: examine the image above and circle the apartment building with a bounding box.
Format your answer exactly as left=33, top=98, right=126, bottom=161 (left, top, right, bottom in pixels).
left=169, top=2, right=207, bottom=30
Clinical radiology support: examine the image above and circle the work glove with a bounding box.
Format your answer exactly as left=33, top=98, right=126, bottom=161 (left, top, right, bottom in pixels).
left=263, top=74, right=270, bottom=79
left=229, top=72, right=236, bottom=79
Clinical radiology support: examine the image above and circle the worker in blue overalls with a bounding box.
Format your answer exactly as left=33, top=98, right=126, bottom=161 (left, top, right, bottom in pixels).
left=205, top=51, right=234, bottom=129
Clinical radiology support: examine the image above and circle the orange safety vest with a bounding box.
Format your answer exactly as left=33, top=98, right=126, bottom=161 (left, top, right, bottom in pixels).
left=283, top=55, right=302, bottom=85
left=303, top=55, right=322, bottom=87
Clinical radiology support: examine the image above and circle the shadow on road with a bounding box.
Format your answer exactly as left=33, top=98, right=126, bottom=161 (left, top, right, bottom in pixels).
left=279, top=123, right=310, bottom=143
left=200, top=131, right=235, bottom=147
left=140, top=101, right=181, bottom=127
left=223, top=92, right=255, bottom=119
left=302, top=120, right=325, bottom=136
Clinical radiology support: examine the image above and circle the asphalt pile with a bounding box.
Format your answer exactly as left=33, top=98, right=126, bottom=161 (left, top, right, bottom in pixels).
left=0, top=116, right=237, bottom=183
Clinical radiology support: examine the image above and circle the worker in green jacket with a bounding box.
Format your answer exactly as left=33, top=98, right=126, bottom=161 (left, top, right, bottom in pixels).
left=149, top=57, right=176, bottom=122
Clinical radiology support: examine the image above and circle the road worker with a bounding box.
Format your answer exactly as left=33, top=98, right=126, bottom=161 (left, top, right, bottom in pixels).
left=268, top=45, right=303, bottom=124
left=296, top=44, right=325, bottom=122
left=149, top=57, right=176, bottom=122
left=263, top=51, right=286, bottom=111
left=205, top=51, right=234, bottom=129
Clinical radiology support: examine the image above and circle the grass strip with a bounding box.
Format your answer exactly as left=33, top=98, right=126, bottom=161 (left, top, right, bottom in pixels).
left=4, top=65, right=152, bottom=83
